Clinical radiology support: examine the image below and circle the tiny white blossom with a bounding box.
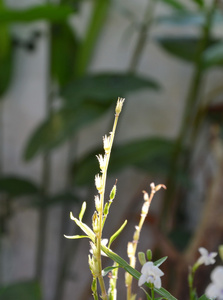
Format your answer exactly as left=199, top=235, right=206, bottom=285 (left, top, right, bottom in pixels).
left=138, top=261, right=164, bottom=289
left=115, top=97, right=125, bottom=115
left=103, top=134, right=111, bottom=153
left=205, top=266, right=223, bottom=300
left=90, top=239, right=108, bottom=257
left=96, top=154, right=106, bottom=170
left=197, top=247, right=217, bottom=266
left=95, top=174, right=103, bottom=192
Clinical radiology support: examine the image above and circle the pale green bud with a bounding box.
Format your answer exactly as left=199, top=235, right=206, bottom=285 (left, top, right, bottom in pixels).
left=146, top=249, right=152, bottom=261
left=115, top=97, right=125, bottom=115
left=138, top=252, right=146, bottom=266
left=92, top=212, right=99, bottom=233
left=109, top=184, right=116, bottom=202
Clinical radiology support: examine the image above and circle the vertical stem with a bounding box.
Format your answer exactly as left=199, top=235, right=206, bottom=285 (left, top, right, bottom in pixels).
left=35, top=20, right=53, bottom=280
left=160, top=2, right=217, bottom=231
left=128, top=0, right=157, bottom=73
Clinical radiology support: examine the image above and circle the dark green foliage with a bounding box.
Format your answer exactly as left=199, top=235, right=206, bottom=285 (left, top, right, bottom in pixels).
left=62, top=73, right=160, bottom=106
left=0, top=4, right=73, bottom=23
left=0, top=176, right=39, bottom=197
left=51, top=22, right=79, bottom=86
left=0, top=281, right=41, bottom=300
left=72, top=137, right=175, bottom=186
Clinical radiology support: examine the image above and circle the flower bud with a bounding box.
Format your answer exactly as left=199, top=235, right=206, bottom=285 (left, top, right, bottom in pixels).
left=138, top=252, right=146, bottom=266
left=115, top=97, right=125, bottom=115
left=146, top=249, right=152, bottom=261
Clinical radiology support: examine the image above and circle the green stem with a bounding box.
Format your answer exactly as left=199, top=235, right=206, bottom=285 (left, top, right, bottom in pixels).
left=128, top=0, right=157, bottom=73
left=160, top=2, right=217, bottom=231
left=151, top=286, right=155, bottom=300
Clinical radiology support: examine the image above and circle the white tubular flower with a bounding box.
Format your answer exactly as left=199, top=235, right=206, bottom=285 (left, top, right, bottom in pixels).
left=94, top=195, right=101, bottom=211
left=205, top=266, right=223, bottom=300
left=197, top=247, right=217, bottom=266
left=138, top=261, right=164, bottom=289
left=95, top=174, right=103, bottom=193
left=103, top=134, right=111, bottom=153
left=96, top=154, right=106, bottom=171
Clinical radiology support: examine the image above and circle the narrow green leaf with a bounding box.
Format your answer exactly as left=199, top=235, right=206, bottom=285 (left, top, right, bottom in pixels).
left=0, top=176, right=39, bottom=197
left=190, top=0, right=204, bottom=8
left=64, top=234, right=88, bottom=239
left=70, top=215, right=95, bottom=241
left=0, top=5, right=73, bottom=23
left=0, top=281, right=41, bottom=300
left=154, top=256, right=168, bottom=267
left=108, top=220, right=127, bottom=248
left=202, top=41, right=223, bottom=69
left=102, top=266, right=119, bottom=277
left=79, top=201, right=86, bottom=221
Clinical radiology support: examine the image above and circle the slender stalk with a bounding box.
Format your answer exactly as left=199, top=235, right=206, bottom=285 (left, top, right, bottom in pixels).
left=126, top=184, right=166, bottom=300
left=160, top=1, right=217, bottom=231
left=129, top=0, right=157, bottom=72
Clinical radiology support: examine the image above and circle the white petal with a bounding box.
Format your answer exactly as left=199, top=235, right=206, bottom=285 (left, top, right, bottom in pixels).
left=199, top=247, right=208, bottom=256
left=138, top=274, right=147, bottom=286
left=141, top=261, right=153, bottom=275
left=154, top=277, right=162, bottom=289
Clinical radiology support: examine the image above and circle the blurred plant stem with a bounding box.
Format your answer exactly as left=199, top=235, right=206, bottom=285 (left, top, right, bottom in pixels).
left=53, top=1, right=111, bottom=299
left=129, top=0, right=157, bottom=73
left=160, top=1, right=218, bottom=232
left=35, top=19, right=53, bottom=281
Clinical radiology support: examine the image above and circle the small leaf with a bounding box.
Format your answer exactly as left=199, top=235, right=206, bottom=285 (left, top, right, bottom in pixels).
left=79, top=201, right=86, bottom=221
left=108, top=220, right=127, bottom=248
left=0, top=281, right=41, bottom=300
left=102, top=266, right=119, bottom=277
left=0, top=176, right=39, bottom=197
left=70, top=216, right=95, bottom=241
left=64, top=234, right=88, bottom=239
left=0, top=5, right=73, bottom=23
left=154, top=256, right=168, bottom=267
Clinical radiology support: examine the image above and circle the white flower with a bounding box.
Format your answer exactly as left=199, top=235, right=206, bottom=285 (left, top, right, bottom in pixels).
left=96, top=154, right=106, bottom=170
left=205, top=266, right=223, bottom=300
left=95, top=174, right=103, bottom=192
left=197, top=247, right=217, bottom=266
left=138, top=261, right=164, bottom=289
left=103, top=134, right=111, bottom=153
left=90, top=239, right=108, bottom=257
left=115, top=97, right=125, bottom=115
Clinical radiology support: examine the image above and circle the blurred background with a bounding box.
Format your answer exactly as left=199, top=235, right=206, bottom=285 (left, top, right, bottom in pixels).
left=0, top=0, right=223, bottom=299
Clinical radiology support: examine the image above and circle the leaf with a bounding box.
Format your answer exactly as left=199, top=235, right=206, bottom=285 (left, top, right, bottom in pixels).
left=79, top=201, right=86, bottom=221
left=156, top=36, right=218, bottom=63
left=73, top=137, right=174, bottom=186
left=0, top=176, right=39, bottom=197
left=154, top=256, right=168, bottom=267
left=0, top=281, right=41, bottom=300
left=64, top=234, right=89, bottom=239
left=62, top=73, right=161, bottom=106
left=202, top=41, right=223, bottom=69
left=101, top=245, right=177, bottom=300
left=190, top=0, right=204, bottom=8
left=70, top=215, right=95, bottom=241
left=24, top=101, right=112, bottom=160
left=108, top=220, right=127, bottom=248
left=102, top=266, right=119, bottom=277
left=51, top=22, right=79, bottom=86
left=0, top=5, right=73, bottom=23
